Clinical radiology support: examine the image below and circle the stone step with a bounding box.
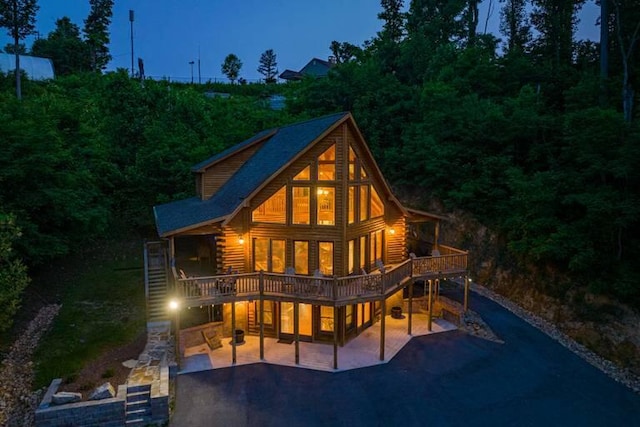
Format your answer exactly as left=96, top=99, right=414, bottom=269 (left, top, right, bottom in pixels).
left=127, top=383, right=151, bottom=394
left=126, top=398, right=150, bottom=410
left=126, top=407, right=152, bottom=419
left=126, top=392, right=150, bottom=404
left=125, top=416, right=152, bottom=427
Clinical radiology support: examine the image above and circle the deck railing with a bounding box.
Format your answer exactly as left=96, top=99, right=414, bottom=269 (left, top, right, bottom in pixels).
left=175, top=249, right=468, bottom=307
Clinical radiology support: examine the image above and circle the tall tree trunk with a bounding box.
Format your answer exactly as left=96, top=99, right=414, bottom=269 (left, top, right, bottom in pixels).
left=14, top=34, right=21, bottom=100
left=599, top=0, right=609, bottom=106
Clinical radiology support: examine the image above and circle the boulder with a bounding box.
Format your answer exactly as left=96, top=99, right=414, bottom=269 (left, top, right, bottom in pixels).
left=88, top=382, right=116, bottom=400
left=51, top=391, right=82, bottom=405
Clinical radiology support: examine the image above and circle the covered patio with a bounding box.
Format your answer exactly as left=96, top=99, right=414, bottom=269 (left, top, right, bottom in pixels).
left=178, top=313, right=457, bottom=374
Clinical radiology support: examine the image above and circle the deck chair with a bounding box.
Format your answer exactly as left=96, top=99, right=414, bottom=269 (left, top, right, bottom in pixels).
left=431, top=249, right=441, bottom=257
left=375, top=259, right=386, bottom=273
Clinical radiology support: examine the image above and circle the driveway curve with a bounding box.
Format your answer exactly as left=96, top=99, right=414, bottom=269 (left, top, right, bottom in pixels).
left=172, top=292, right=640, bottom=427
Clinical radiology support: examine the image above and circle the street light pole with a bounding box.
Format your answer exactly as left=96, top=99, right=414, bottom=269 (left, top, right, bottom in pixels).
left=129, top=10, right=135, bottom=77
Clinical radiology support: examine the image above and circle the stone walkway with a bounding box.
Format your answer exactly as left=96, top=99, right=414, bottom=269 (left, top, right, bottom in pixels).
left=126, top=321, right=173, bottom=395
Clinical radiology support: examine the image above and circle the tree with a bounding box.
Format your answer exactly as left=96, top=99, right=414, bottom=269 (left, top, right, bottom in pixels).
left=31, top=17, right=91, bottom=76
left=0, top=0, right=39, bottom=100
left=221, top=53, right=242, bottom=84
left=2, top=41, right=25, bottom=53
left=0, top=212, right=30, bottom=333
left=83, top=0, right=114, bottom=72
left=499, top=0, right=532, bottom=53
left=329, top=41, right=361, bottom=64
left=258, top=49, right=278, bottom=83
left=378, top=0, right=405, bottom=43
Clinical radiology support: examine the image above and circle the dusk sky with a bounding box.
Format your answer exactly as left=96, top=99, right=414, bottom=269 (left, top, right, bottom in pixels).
left=2, top=1, right=600, bottom=83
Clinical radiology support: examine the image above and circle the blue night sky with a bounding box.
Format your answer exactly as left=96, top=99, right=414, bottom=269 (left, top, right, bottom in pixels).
left=2, top=0, right=600, bottom=83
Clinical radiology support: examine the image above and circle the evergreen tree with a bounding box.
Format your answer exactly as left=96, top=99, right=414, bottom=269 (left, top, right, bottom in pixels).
left=0, top=0, right=39, bottom=100
left=83, top=0, right=114, bottom=72
left=499, top=0, right=532, bottom=53
left=257, top=49, right=278, bottom=83
left=31, top=17, right=91, bottom=76
left=221, top=53, right=242, bottom=84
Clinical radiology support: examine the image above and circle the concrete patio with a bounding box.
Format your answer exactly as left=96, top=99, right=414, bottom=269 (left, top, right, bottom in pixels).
left=179, top=313, right=456, bottom=374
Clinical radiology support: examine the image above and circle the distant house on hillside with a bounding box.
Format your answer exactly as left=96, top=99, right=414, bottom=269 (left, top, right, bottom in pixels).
left=279, top=57, right=335, bottom=81
left=0, top=53, right=55, bottom=80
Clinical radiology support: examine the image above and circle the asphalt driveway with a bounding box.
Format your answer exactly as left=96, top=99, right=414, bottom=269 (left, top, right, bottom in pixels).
left=172, top=292, right=640, bottom=427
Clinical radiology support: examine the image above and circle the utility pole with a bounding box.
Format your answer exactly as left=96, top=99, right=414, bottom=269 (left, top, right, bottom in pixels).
left=129, top=10, right=135, bottom=77
left=198, top=45, right=201, bottom=84
left=189, top=61, right=194, bottom=83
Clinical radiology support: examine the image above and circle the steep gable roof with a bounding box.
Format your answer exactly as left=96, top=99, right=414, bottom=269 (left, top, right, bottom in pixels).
left=154, top=112, right=349, bottom=236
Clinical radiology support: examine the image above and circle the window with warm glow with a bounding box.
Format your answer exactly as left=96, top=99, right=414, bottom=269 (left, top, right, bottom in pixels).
left=255, top=301, right=274, bottom=326
left=293, top=166, right=310, bottom=181
left=348, top=186, right=356, bottom=224
left=348, top=239, right=355, bottom=274
left=370, top=186, right=384, bottom=218
left=253, top=238, right=285, bottom=272
left=348, top=146, right=356, bottom=181
left=360, top=236, right=367, bottom=270
left=345, top=305, right=354, bottom=329
left=370, top=230, right=383, bottom=265
left=271, top=239, right=285, bottom=273
left=319, top=241, right=334, bottom=275
left=360, top=185, right=369, bottom=222
left=317, top=144, right=336, bottom=181
left=316, top=187, right=335, bottom=225
left=292, top=187, right=310, bottom=224
left=294, top=241, right=309, bottom=274
left=252, top=186, right=286, bottom=223
left=320, top=306, right=334, bottom=332
left=254, top=238, right=269, bottom=271
left=360, top=165, right=368, bottom=179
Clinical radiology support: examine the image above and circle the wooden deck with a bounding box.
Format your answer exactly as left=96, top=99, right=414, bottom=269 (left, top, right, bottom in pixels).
left=175, top=246, right=468, bottom=308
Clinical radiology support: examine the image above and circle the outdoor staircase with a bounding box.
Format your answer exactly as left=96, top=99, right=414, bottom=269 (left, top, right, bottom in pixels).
left=144, top=241, right=170, bottom=321
left=125, top=384, right=152, bottom=426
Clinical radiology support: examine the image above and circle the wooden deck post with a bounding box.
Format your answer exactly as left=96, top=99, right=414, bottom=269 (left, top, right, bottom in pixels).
left=464, top=274, right=469, bottom=313
left=333, top=306, right=338, bottom=370
left=259, top=272, right=264, bottom=360
left=294, top=302, right=300, bottom=365
left=231, top=301, right=237, bottom=364
left=408, top=280, right=413, bottom=335
left=427, top=279, right=433, bottom=332
left=380, top=298, right=386, bottom=361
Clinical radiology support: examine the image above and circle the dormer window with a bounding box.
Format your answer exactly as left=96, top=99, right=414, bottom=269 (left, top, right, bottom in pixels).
left=317, top=144, right=336, bottom=181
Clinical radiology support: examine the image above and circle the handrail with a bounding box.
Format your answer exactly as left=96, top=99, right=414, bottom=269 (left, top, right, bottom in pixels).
left=174, top=251, right=468, bottom=305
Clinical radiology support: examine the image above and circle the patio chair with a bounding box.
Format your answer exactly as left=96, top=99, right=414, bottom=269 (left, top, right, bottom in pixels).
left=375, top=259, right=386, bottom=273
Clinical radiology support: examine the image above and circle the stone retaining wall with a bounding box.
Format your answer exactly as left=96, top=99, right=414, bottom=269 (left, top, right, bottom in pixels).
left=35, top=380, right=126, bottom=427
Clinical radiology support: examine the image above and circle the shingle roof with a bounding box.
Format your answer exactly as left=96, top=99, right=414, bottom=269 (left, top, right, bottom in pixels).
left=154, top=112, right=348, bottom=236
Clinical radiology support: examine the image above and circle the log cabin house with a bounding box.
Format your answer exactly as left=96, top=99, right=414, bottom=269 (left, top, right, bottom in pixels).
left=146, top=112, right=469, bottom=367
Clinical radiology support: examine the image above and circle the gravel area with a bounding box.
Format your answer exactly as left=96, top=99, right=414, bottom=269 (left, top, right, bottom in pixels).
left=0, top=304, right=61, bottom=427
left=470, top=282, right=640, bottom=394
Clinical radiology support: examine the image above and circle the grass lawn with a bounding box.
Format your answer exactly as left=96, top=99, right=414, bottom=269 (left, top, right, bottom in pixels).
left=32, top=239, right=147, bottom=389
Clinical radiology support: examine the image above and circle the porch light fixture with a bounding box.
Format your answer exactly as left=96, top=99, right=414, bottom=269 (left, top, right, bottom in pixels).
left=389, top=228, right=396, bottom=235
left=168, top=299, right=179, bottom=311
left=238, top=236, right=245, bottom=244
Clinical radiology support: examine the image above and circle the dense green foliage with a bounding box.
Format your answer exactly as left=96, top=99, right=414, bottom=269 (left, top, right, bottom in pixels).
left=0, top=212, right=30, bottom=332
left=0, top=70, right=297, bottom=266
